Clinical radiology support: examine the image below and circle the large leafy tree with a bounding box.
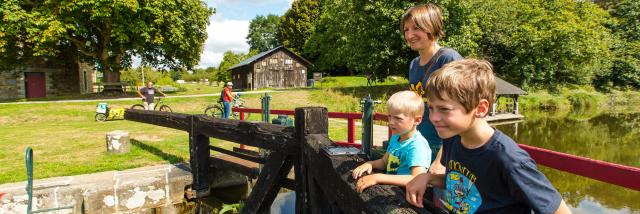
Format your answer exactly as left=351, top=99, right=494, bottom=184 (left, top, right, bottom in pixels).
left=304, top=0, right=480, bottom=78
left=0, top=0, right=214, bottom=84
left=473, top=0, right=613, bottom=88
left=278, top=0, right=320, bottom=56
left=246, top=14, right=281, bottom=53
left=601, top=0, right=640, bottom=89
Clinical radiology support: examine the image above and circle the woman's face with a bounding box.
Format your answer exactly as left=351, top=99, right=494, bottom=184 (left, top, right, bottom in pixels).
left=403, top=19, right=432, bottom=51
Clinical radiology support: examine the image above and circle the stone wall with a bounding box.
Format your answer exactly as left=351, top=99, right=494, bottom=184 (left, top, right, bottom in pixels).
left=0, top=71, right=24, bottom=100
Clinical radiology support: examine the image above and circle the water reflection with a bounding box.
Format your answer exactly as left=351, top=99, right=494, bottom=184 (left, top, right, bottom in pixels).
left=495, top=110, right=640, bottom=213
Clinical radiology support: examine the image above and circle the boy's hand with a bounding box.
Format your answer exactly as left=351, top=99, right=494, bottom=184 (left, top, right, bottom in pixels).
left=429, top=162, right=445, bottom=175
left=352, top=162, right=373, bottom=179
left=406, top=173, right=428, bottom=208
left=356, top=174, right=379, bottom=193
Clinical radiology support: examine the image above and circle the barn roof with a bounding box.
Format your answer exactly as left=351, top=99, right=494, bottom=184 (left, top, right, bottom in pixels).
left=228, top=46, right=313, bottom=71
left=496, top=76, right=527, bottom=95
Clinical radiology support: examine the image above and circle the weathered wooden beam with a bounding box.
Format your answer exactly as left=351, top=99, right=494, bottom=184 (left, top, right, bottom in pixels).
left=294, top=107, right=328, bottom=214
left=209, top=145, right=265, bottom=164
left=196, top=115, right=297, bottom=153
left=124, top=109, right=192, bottom=131
left=241, top=152, right=294, bottom=214
left=209, top=155, right=260, bottom=179
left=303, top=132, right=431, bottom=213
left=189, top=130, right=211, bottom=198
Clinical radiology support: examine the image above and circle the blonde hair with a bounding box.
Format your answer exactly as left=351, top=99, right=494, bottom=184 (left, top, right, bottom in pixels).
left=425, top=59, right=496, bottom=113
left=401, top=3, right=445, bottom=40
left=387, top=90, right=425, bottom=118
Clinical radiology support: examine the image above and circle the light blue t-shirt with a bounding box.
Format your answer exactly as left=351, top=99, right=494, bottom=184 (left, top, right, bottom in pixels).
left=408, top=47, right=462, bottom=161
left=385, top=131, right=432, bottom=175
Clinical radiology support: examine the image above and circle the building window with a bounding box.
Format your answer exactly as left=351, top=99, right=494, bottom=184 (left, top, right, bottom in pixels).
left=270, top=58, right=277, bottom=64
left=262, top=61, right=267, bottom=66
left=285, top=59, right=293, bottom=65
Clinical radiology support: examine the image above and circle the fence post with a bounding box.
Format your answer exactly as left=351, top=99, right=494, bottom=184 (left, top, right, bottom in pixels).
left=262, top=92, right=271, bottom=122
left=294, top=107, right=328, bottom=214
left=188, top=115, right=210, bottom=198
left=361, top=95, right=374, bottom=159
left=348, top=118, right=355, bottom=144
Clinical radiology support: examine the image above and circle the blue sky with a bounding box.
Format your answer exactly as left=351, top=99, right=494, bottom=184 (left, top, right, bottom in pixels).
left=197, top=0, right=293, bottom=68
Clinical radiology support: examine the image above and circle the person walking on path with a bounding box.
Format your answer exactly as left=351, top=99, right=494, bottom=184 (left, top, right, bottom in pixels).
left=402, top=3, right=463, bottom=174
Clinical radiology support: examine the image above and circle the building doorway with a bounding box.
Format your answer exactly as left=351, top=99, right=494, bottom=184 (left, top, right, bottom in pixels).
left=25, top=72, right=46, bottom=98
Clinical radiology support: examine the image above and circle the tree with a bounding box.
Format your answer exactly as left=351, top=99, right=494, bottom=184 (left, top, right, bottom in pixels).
left=0, top=0, right=214, bottom=85
left=472, top=0, right=613, bottom=88
left=304, top=0, right=480, bottom=79
left=246, top=14, right=281, bottom=52
left=278, top=0, right=320, bottom=55
left=600, top=0, right=640, bottom=89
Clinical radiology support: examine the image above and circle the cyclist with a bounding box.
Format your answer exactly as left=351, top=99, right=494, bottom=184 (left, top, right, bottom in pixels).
left=137, top=81, right=167, bottom=110
left=221, top=82, right=235, bottom=118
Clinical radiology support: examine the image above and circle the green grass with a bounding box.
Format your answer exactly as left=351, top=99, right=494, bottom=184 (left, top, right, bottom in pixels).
left=0, top=83, right=374, bottom=183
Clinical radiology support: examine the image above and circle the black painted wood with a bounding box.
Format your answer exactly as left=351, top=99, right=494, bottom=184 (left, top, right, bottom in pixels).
left=124, top=109, right=192, bottom=131
left=240, top=152, right=293, bottom=214
left=196, top=115, right=297, bottom=153
left=209, top=145, right=265, bottom=164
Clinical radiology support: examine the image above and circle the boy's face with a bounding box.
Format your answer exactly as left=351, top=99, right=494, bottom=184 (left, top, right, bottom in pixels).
left=388, top=108, right=422, bottom=136
left=403, top=20, right=432, bottom=51
left=428, top=95, right=476, bottom=139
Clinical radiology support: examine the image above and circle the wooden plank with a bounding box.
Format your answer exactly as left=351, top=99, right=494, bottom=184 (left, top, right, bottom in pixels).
left=303, top=134, right=431, bottom=214
left=124, top=109, right=192, bottom=131
left=196, top=115, right=297, bottom=153
left=209, top=155, right=260, bottom=179
left=240, top=152, right=293, bottom=214
left=209, top=145, right=265, bottom=164
left=189, top=131, right=211, bottom=198
left=294, top=107, right=329, bottom=214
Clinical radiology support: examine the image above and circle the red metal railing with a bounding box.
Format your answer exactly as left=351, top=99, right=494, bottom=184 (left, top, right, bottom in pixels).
left=233, top=107, right=640, bottom=191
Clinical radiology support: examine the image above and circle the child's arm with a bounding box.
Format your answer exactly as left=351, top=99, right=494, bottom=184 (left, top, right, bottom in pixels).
left=352, top=153, right=389, bottom=179
left=554, top=200, right=571, bottom=214
left=355, top=166, right=426, bottom=193
left=405, top=172, right=446, bottom=208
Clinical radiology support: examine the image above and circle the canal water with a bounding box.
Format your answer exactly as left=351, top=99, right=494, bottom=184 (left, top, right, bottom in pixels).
left=495, top=110, right=640, bottom=213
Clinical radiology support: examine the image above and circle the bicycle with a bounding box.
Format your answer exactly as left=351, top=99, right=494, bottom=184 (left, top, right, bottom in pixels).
left=204, top=94, right=250, bottom=119
left=131, top=97, right=173, bottom=112
left=95, top=102, right=125, bottom=121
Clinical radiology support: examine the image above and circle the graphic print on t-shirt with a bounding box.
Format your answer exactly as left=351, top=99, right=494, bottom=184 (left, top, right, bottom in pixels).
left=410, top=82, right=425, bottom=96
left=386, top=154, right=400, bottom=174
left=443, top=160, right=482, bottom=214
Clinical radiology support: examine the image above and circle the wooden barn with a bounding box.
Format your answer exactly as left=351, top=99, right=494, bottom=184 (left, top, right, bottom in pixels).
left=228, top=46, right=313, bottom=90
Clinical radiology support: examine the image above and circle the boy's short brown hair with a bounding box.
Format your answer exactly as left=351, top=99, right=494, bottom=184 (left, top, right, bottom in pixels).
left=425, top=59, right=496, bottom=114
left=401, top=3, right=445, bottom=40
left=387, top=90, right=424, bottom=118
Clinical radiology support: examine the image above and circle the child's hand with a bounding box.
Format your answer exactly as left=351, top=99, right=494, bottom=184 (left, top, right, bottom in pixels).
left=355, top=174, right=379, bottom=193
left=429, top=162, right=445, bottom=175
left=352, top=162, right=373, bottom=179
left=406, top=173, right=428, bottom=208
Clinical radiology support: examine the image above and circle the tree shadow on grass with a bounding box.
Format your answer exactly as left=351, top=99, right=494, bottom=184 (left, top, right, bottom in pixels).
left=330, top=84, right=407, bottom=100
left=131, top=139, right=185, bottom=163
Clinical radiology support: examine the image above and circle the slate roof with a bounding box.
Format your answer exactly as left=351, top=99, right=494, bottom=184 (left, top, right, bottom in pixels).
left=496, top=76, right=527, bottom=95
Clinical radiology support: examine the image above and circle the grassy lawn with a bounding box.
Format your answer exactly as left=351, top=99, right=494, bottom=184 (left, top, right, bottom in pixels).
left=0, top=79, right=387, bottom=183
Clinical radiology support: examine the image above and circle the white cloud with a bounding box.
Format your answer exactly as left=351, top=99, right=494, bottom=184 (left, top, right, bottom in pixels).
left=197, top=18, right=250, bottom=68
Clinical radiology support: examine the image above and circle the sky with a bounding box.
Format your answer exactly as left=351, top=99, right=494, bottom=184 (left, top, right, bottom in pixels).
left=197, top=0, right=294, bottom=68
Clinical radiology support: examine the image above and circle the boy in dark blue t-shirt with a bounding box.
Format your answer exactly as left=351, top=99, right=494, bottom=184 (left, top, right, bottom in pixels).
left=405, top=59, right=571, bottom=214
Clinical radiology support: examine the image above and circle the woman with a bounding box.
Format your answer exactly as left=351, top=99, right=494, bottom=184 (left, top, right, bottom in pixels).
left=402, top=3, right=462, bottom=173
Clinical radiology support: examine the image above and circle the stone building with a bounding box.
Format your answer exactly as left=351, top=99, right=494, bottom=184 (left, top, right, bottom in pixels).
left=0, top=56, right=95, bottom=100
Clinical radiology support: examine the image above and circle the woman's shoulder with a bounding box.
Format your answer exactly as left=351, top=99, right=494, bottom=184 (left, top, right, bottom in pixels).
left=441, top=48, right=463, bottom=61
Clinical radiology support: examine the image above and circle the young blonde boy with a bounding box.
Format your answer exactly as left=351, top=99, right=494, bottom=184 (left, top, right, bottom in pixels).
left=405, top=59, right=571, bottom=213
left=352, top=91, right=432, bottom=193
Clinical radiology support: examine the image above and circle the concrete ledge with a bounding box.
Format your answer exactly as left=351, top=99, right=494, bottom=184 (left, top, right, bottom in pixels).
left=0, top=164, right=192, bottom=213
